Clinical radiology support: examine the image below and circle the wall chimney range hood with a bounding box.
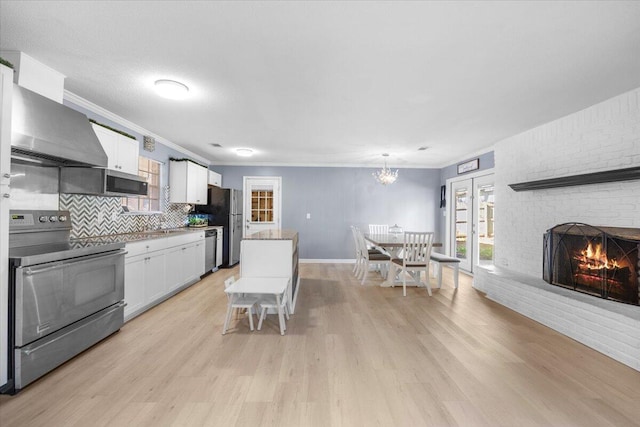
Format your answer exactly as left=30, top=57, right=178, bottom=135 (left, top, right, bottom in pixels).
left=11, top=85, right=108, bottom=167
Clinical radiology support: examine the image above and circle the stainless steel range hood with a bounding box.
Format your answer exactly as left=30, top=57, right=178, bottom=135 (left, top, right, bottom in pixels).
left=11, top=85, right=108, bottom=167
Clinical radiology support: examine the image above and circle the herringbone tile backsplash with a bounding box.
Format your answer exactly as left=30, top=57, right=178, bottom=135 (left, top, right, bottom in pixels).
left=60, top=186, right=190, bottom=238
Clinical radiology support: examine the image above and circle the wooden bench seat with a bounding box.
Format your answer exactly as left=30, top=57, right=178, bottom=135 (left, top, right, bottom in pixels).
left=430, top=253, right=460, bottom=289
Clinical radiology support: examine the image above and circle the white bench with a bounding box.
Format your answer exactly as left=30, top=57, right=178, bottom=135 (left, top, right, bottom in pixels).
left=430, top=253, right=461, bottom=289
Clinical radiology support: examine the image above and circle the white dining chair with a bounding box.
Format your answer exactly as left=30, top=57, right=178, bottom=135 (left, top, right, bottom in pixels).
left=222, top=276, right=260, bottom=334
left=368, top=224, right=389, bottom=234
left=357, top=228, right=390, bottom=284
left=257, top=287, right=290, bottom=335
left=389, top=231, right=435, bottom=296
left=350, top=225, right=364, bottom=277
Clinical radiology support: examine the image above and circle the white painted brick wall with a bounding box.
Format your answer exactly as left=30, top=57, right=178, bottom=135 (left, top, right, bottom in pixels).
left=494, top=87, right=640, bottom=276
left=480, top=87, right=640, bottom=371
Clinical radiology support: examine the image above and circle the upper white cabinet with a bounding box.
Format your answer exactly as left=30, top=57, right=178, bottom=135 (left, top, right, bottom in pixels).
left=91, top=123, right=139, bottom=175
left=0, top=51, right=65, bottom=103
left=169, top=160, right=208, bottom=204
left=208, top=170, right=222, bottom=187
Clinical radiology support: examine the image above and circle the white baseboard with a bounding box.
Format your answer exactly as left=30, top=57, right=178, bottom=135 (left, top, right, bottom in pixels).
left=300, top=259, right=355, bottom=264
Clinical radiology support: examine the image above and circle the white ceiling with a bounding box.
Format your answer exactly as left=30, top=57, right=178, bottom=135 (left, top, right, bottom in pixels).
left=1, top=1, right=639, bottom=168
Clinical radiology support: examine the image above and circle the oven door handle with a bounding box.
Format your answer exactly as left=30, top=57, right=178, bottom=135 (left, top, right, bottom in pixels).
left=23, top=249, right=127, bottom=276
left=22, top=301, right=127, bottom=356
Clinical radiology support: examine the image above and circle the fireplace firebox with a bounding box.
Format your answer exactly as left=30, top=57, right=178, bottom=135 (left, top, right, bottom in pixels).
left=543, top=223, right=640, bottom=306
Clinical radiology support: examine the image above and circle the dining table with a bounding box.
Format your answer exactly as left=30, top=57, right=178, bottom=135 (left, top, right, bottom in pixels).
left=364, top=233, right=442, bottom=287
left=223, top=276, right=290, bottom=335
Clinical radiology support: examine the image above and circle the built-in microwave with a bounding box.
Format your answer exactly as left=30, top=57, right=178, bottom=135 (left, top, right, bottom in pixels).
left=60, top=167, right=148, bottom=197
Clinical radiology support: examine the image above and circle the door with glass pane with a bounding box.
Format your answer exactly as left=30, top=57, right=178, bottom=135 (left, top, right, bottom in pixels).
left=473, top=175, right=495, bottom=268
left=449, top=173, right=495, bottom=273
left=451, top=179, right=473, bottom=272
left=243, top=177, right=282, bottom=237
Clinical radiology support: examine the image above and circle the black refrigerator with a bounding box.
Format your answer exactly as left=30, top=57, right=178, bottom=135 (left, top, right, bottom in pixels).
left=195, top=187, right=243, bottom=267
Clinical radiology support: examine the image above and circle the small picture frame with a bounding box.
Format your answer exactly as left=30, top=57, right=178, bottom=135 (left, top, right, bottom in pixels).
left=457, top=158, right=479, bottom=174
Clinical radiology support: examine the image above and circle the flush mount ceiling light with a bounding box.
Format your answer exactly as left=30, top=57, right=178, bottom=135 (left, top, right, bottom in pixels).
left=373, top=153, right=398, bottom=185
left=236, top=148, right=254, bottom=157
left=154, top=79, right=189, bottom=100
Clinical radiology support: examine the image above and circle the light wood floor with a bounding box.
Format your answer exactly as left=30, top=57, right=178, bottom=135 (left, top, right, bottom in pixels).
left=1, top=263, right=639, bottom=426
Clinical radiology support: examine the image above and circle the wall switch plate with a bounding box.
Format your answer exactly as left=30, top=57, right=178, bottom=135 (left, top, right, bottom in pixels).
left=306, top=213, right=311, bottom=219
left=97, top=212, right=104, bottom=223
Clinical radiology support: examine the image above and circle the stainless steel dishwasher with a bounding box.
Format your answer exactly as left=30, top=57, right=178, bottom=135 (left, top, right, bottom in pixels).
left=204, top=229, right=217, bottom=273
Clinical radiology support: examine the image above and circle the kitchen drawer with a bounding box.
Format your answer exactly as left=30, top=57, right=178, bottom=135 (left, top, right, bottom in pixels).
left=125, top=238, right=167, bottom=258
left=166, top=231, right=204, bottom=248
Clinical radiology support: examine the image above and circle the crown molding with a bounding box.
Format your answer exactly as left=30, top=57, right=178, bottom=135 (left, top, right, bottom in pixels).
left=63, top=90, right=211, bottom=165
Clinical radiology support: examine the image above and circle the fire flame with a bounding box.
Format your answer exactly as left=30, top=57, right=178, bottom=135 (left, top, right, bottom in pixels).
left=577, top=242, right=620, bottom=270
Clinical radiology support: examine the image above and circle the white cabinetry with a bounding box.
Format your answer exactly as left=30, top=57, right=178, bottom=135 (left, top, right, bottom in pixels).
left=0, top=51, right=65, bottom=103
left=144, top=252, right=168, bottom=302
left=165, top=240, right=204, bottom=293
left=91, top=123, right=139, bottom=175
left=123, top=256, right=145, bottom=318
left=124, top=230, right=205, bottom=321
left=208, top=170, right=222, bottom=187
left=169, top=160, right=208, bottom=204
left=124, top=245, right=166, bottom=319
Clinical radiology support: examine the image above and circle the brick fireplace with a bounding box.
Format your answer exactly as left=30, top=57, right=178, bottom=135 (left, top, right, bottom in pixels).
left=475, top=87, right=640, bottom=371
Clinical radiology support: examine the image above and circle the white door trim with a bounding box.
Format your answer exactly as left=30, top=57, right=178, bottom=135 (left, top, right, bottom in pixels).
left=444, top=168, right=494, bottom=265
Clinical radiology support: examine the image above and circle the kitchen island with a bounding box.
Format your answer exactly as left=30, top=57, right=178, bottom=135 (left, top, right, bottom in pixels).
left=241, top=229, right=300, bottom=314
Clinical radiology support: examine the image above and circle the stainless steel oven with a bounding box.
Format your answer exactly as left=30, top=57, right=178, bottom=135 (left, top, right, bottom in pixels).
left=15, top=251, right=124, bottom=346
left=3, top=210, right=126, bottom=393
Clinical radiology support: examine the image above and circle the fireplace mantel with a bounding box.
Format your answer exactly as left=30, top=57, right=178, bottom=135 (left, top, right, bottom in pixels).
left=508, top=166, right=640, bottom=191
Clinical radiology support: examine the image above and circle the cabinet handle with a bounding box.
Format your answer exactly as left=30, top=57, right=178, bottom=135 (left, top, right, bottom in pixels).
left=3, top=173, right=10, bottom=179
left=2, top=194, right=9, bottom=199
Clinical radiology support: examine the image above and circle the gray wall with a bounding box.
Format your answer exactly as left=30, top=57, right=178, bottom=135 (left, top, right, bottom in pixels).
left=212, top=165, right=441, bottom=259
left=439, top=151, right=495, bottom=183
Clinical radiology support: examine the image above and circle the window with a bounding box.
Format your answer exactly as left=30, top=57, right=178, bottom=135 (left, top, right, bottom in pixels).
left=122, top=157, right=161, bottom=212
left=251, top=189, right=274, bottom=222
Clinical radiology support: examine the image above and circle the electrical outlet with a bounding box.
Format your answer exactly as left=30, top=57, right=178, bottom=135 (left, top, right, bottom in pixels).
left=306, top=213, right=311, bottom=219
left=97, top=212, right=104, bottom=223
left=111, top=212, right=118, bottom=220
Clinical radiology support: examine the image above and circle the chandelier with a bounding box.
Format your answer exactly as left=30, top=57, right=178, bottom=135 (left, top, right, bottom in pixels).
left=372, top=153, right=398, bottom=185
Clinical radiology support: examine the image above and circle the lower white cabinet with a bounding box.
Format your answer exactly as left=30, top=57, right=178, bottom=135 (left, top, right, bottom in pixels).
left=144, top=252, right=167, bottom=302
left=124, top=231, right=205, bottom=321
left=166, top=239, right=205, bottom=292
left=123, top=255, right=146, bottom=319
left=165, top=246, right=185, bottom=293
left=124, top=251, right=166, bottom=319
